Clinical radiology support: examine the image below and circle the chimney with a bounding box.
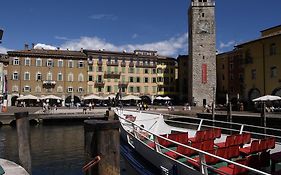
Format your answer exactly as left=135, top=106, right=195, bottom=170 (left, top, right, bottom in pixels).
left=24, top=44, right=29, bottom=50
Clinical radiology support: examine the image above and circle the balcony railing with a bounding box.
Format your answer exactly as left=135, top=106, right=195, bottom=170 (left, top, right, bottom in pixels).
left=106, top=61, right=119, bottom=66
left=104, top=71, right=121, bottom=79
left=129, top=62, right=134, bottom=67
left=135, top=63, right=157, bottom=68
left=88, top=59, right=93, bottom=64
left=118, top=81, right=129, bottom=88
left=94, top=81, right=105, bottom=87
left=121, top=62, right=126, bottom=67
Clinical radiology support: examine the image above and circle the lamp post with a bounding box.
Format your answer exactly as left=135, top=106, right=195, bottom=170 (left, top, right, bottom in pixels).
left=0, top=29, right=3, bottom=43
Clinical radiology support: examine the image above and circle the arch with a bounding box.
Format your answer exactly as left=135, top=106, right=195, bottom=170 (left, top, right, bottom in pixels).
left=65, top=95, right=81, bottom=106
left=140, top=95, right=151, bottom=105
left=272, top=87, right=281, bottom=97
left=11, top=95, right=19, bottom=106
left=248, top=88, right=261, bottom=101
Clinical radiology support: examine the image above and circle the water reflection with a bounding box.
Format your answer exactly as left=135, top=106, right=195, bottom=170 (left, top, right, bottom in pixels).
left=0, top=125, right=85, bottom=175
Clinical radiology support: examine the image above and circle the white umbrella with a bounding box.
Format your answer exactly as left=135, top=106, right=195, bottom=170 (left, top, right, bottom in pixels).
left=83, top=94, right=103, bottom=100
left=155, top=96, right=164, bottom=100
left=103, top=94, right=116, bottom=100
left=17, top=94, right=38, bottom=100
left=252, top=95, right=281, bottom=102
left=122, top=95, right=141, bottom=101
left=163, top=96, right=171, bottom=100
left=41, top=95, right=62, bottom=100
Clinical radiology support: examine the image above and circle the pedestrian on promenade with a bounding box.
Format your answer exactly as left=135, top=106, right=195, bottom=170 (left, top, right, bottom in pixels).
left=89, top=103, right=92, bottom=111
left=83, top=106, right=87, bottom=114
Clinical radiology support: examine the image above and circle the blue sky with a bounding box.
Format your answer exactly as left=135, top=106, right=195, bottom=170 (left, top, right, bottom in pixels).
left=0, top=0, right=281, bottom=57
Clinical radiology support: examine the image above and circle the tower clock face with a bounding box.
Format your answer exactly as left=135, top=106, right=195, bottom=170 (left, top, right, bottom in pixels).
left=198, top=21, right=210, bottom=33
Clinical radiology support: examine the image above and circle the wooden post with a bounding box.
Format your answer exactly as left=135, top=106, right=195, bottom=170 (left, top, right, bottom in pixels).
left=84, top=120, right=120, bottom=175
left=15, top=112, right=32, bottom=174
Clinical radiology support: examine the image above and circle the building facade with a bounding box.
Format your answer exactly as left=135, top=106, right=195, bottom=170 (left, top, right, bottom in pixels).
left=188, top=0, right=216, bottom=106
left=216, top=25, right=281, bottom=109
left=6, top=47, right=178, bottom=106
left=7, top=47, right=88, bottom=106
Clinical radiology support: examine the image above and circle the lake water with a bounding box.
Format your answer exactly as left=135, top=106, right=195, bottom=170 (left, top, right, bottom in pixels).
left=0, top=124, right=86, bottom=175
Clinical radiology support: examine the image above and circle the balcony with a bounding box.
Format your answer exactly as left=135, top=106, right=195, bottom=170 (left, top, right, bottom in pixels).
left=94, top=81, right=105, bottom=87
left=88, top=59, right=93, bottom=65
left=118, top=81, right=129, bottom=88
left=43, top=80, right=56, bottom=89
left=135, top=63, right=157, bottom=68
left=121, top=62, right=126, bottom=67
left=129, top=62, right=134, bottom=67
left=106, top=61, right=119, bottom=67
left=104, top=71, right=121, bottom=79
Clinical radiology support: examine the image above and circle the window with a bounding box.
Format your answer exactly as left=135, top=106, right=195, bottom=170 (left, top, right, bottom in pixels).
left=129, top=68, right=134, bottom=73
left=12, top=85, right=19, bottom=92
left=58, top=60, right=63, bottom=67
left=136, top=87, right=140, bottom=93
left=24, top=72, right=30, bottom=80
left=13, top=58, right=19, bottom=65
left=13, top=72, right=19, bottom=80
left=98, top=66, right=102, bottom=72
left=144, top=77, right=149, bottom=83
left=78, top=61, right=84, bottom=68
left=24, top=86, right=31, bottom=92
left=67, top=87, right=73, bottom=93
left=136, top=77, right=140, bottom=83
left=144, top=86, right=148, bottom=93
left=57, top=86, right=63, bottom=93
left=107, top=86, right=111, bottom=92
left=230, top=74, right=234, bottom=80
left=36, top=72, right=42, bottom=81
left=88, top=65, right=93, bottom=72
left=251, top=69, right=256, bottom=80
left=68, top=60, right=73, bottom=68
left=68, top=73, right=74, bottom=81
left=36, top=58, right=42, bottom=66
left=97, top=75, right=102, bottom=82
left=35, top=86, right=41, bottom=93
left=58, top=73, right=63, bottom=81
left=47, top=59, right=53, bottom=67
left=144, top=69, right=149, bottom=74
left=78, top=87, right=84, bottom=93
left=222, top=75, right=225, bottom=80
left=88, top=75, right=93, bottom=81
left=152, top=69, right=156, bottom=74
left=271, top=66, right=278, bottom=78
left=152, top=77, right=156, bottom=83
left=78, top=73, right=84, bottom=82
left=47, top=72, right=52, bottom=81
left=25, top=57, right=31, bottom=66
left=129, top=77, right=134, bottom=82
left=129, top=86, right=134, bottom=93
left=270, top=43, right=277, bottom=56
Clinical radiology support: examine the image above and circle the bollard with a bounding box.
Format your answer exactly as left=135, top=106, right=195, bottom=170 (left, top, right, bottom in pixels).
left=84, top=120, right=120, bottom=175
left=15, top=112, right=32, bottom=174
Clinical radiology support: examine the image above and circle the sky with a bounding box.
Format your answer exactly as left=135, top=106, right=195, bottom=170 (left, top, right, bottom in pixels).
left=0, top=0, right=281, bottom=57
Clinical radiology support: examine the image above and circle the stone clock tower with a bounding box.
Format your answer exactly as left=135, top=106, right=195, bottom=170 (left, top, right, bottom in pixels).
left=188, top=0, right=216, bottom=106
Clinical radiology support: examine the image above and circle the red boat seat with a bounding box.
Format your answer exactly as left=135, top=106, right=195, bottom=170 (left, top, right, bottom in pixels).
left=165, top=141, right=202, bottom=159
left=234, top=134, right=244, bottom=146
left=239, top=139, right=260, bottom=156
left=266, top=137, right=275, bottom=149
left=213, top=128, right=222, bottom=139
left=187, top=149, right=216, bottom=167
left=204, top=129, right=215, bottom=140
left=216, top=158, right=248, bottom=175
left=227, top=145, right=240, bottom=159
left=202, top=140, right=215, bottom=151
left=189, top=130, right=205, bottom=143
left=215, top=135, right=235, bottom=148
left=242, top=133, right=251, bottom=144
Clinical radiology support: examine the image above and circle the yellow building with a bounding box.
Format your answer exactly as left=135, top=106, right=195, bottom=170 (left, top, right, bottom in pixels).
left=7, top=46, right=88, bottom=106
left=217, top=25, right=281, bottom=109
left=236, top=25, right=281, bottom=103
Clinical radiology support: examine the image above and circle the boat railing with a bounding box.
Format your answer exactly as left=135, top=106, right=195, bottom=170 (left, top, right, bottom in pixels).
left=162, top=113, right=281, bottom=143
left=117, top=109, right=272, bottom=175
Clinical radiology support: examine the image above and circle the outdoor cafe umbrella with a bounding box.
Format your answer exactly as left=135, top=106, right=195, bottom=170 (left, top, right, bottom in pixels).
left=17, top=94, right=38, bottom=100
left=41, top=95, right=62, bottom=100
left=155, top=96, right=164, bottom=100
left=252, top=95, right=281, bottom=132
left=103, top=94, right=116, bottom=100
left=163, top=96, right=171, bottom=101
left=252, top=95, right=281, bottom=102
left=83, top=94, right=103, bottom=100
left=122, top=95, right=141, bottom=101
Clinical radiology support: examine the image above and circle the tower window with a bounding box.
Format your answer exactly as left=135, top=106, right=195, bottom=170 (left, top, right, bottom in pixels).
left=202, top=13, right=205, bottom=17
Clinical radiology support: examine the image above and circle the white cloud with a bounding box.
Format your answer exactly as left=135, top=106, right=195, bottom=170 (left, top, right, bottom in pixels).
left=0, top=46, right=9, bottom=54
left=60, top=34, right=188, bottom=57
left=34, top=43, right=57, bottom=50
left=219, top=40, right=236, bottom=49
left=89, top=14, right=118, bottom=20
left=55, top=36, right=69, bottom=41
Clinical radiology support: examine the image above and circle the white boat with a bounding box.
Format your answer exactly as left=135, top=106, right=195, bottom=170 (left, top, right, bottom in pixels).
left=115, top=108, right=281, bottom=175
